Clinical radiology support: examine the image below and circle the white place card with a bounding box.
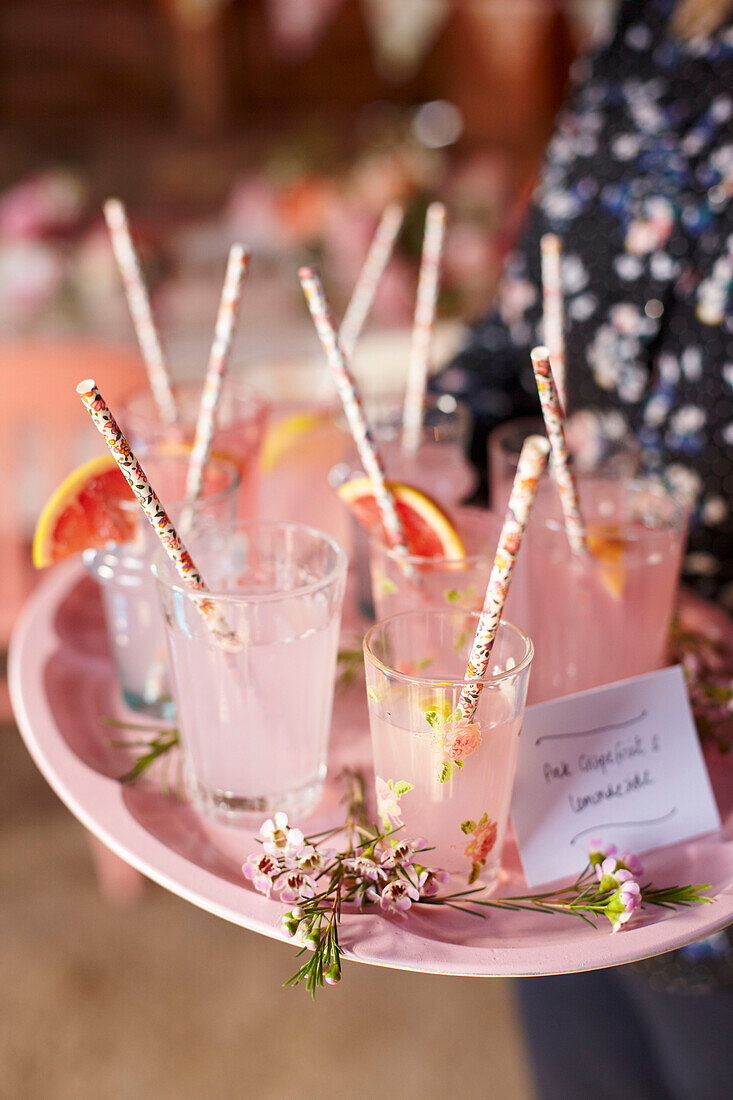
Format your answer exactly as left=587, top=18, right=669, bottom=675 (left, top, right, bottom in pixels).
left=510, top=666, right=721, bottom=888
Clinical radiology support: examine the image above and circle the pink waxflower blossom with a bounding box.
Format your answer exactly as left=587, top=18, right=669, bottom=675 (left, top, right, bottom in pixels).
left=379, top=879, right=420, bottom=915
left=343, top=855, right=384, bottom=882
left=297, top=845, right=335, bottom=874
left=260, top=812, right=304, bottom=859
left=619, top=851, right=643, bottom=877
left=442, top=717, right=482, bottom=762
left=412, top=867, right=450, bottom=897
left=380, top=838, right=425, bottom=869
left=242, top=853, right=279, bottom=896
left=280, top=871, right=317, bottom=904
left=611, top=880, right=643, bottom=933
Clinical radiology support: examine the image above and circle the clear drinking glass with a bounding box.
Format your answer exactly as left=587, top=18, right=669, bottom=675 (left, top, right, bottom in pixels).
left=84, top=449, right=240, bottom=718
left=521, top=474, right=689, bottom=704
left=364, top=609, right=533, bottom=888
left=154, top=520, right=348, bottom=825
left=121, top=379, right=269, bottom=518
left=246, top=358, right=352, bottom=552
left=488, top=412, right=640, bottom=511
left=369, top=505, right=524, bottom=622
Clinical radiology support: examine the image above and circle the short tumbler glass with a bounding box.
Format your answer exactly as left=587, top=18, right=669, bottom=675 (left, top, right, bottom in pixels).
left=155, top=520, right=348, bottom=825
left=364, top=610, right=533, bottom=888
left=84, top=449, right=240, bottom=718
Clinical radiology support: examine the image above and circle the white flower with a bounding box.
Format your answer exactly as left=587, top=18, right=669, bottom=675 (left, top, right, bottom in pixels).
left=259, top=812, right=304, bottom=859
left=380, top=838, right=424, bottom=869
left=379, top=879, right=420, bottom=915
left=280, top=871, right=317, bottom=904
left=242, top=853, right=279, bottom=896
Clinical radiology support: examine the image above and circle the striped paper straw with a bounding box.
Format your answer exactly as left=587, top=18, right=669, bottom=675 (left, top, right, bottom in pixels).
left=184, top=244, right=249, bottom=507
left=402, top=202, right=447, bottom=455
left=76, top=379, right=238, bottom=648
left=531, top=346, right=587, bottom=555
left=540, top=233, right=567, bottom=412
left=299, top=267, right=411, bottom=563
left=103, top=199, right=178, bottom=425
left=338, top=204, right=403, bottom=360
left=456, top=435, right=550, bottom=720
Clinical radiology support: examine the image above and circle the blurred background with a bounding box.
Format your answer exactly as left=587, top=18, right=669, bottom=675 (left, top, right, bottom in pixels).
left=2, top=3, right=612, bottom=1096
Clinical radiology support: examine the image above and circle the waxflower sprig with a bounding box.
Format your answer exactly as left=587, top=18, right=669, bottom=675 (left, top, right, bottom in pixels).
left=104, top=716, right=181, bottom=789
left=669, top=617, right=732, bottom=753
left=241, top=771, right=712, bottom=997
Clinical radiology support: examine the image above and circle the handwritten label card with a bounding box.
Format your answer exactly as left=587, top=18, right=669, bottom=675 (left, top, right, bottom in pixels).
left=511, top=666, right=721, bottom=887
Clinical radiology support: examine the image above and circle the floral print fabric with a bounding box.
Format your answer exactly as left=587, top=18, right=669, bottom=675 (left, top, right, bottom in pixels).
left=435, top=0, right=733, bottom=605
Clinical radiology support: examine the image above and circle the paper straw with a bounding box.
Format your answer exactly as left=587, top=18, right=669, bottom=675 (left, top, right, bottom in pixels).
left=184, top=244, right=249, bottom=507
left=540, top=233, right=567, bottom=412
left=76, top=379, right=238, bottom=648
left=338, top=204, right=403, bottom=360
left=531, top=346, right=587, bottom=555
left=299, top=267, right=412, bottom=564
left=456, top=435, right=550, bottom=720
left=402, top=202, right=447, bottom=455
left=103, top=199, right=178, bottom=425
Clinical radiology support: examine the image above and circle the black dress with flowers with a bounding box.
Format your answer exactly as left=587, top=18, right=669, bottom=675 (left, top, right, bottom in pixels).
left=434, top=0, right=733, bottom=607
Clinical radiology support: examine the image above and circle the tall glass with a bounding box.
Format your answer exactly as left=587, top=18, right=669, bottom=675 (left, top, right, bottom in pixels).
left=246, top=358, right=352, bottom=552
left=370, top=505, right=525, bottom=623
left=488, top=412, right=640, bottom=511
left=364, top=610, right=533, bottom=888
left=521, top=475, right=688, bottom=703
left=155, top=520, right=347, bottom=824
left=121, top=379, right=268, bottom=518
left=84, top=449, right=240, bottom=718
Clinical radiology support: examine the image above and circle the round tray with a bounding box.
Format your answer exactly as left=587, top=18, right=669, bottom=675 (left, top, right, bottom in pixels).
left=9, top=561, right=733, bottom=978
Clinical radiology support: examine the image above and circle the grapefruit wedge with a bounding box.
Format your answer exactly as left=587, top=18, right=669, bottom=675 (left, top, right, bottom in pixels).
left=32, top=455, right=137, bottom=568
left=587, top=524, right=626, bottom=598
left=337, top=476, right=465, bottom=559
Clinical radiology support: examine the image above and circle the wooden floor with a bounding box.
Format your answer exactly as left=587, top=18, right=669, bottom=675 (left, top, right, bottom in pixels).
left=1, top=719, right=533, bottom=1100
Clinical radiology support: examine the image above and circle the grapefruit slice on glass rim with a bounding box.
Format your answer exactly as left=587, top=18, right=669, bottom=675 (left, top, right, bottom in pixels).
left=32, top=454, right=137, bottom=568
left=337, top=475, right=465, bottom=560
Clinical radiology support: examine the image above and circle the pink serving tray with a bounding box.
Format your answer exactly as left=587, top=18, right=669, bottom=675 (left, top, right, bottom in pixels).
left=9, top=561, right=733, bottom=978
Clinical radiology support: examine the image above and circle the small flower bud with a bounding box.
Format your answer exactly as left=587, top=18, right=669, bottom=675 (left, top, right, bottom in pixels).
left=324, top=962, right=341, bottom=985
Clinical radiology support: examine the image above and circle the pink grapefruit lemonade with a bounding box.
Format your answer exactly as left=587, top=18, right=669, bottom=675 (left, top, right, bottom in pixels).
left=364, top=610, right=533, bottom=887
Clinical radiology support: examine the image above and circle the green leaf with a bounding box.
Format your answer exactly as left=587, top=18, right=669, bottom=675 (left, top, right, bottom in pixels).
left=444, top=588, right=461, bottom=604
left=415, top=656, right=433, bottom=670
left=447, top=707, right=462, bottom=723
left=424, top=710, right=442, bottom=730
left=438, top=761, right=456, bottom=784
left=393, top=781, right=414, bottom=797
left=461, top=819, right=477, bottom=835
left=455, top=760, right=464, bottom=769
left=366, top=686, right=379, bottom=703
left=379, top=577, right=398, bottom=594
left=468, top=862, right=482, bottom=885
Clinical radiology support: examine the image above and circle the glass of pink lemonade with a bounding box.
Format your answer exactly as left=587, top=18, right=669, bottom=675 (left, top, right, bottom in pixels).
left=84, top=448, right=240, bottom=718
left=246, top=358, right=352, bottom=553
left=521, top=475, right=688, bottom=704
left=369, top=505, right=525, bottom=623
left=121, top=379, right=269, bottom=518
left=364, top=609, right=533, bottom=888
left=154, top=520, right=347, bottom=824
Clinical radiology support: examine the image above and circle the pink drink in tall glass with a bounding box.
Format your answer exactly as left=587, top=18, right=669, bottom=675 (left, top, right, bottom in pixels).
left=364, top=610, right=533, bottom=886
left=521, top=475, right=688, bottom=704
left=121, top=379, right=268, bottom=518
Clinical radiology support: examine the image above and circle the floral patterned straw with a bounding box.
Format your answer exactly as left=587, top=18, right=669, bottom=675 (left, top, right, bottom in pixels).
left=103, top=199, right=178, bottom=425
left=184, top=244, right=250, bottom=507
left=76, top=379, right=239, bottom=648
left=530, top=345, right=588, bottom=556
left=299, top=267, right=412, bottom=567
left=402, top=201, right=447, bottom=455
left=338, top=204, right=403, bottom=360
left=456, top=435, right=550, bottom=720
left=540, top=233, right=567, bottom=412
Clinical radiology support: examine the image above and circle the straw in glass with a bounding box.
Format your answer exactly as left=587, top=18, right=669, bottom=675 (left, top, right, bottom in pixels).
left=540, top=233, right=567, bottom=412
left=530, top=345, right=587, bottom=555
left=299, top=267, right=412, bottom=564
left=402, top=201, right=447, bottom=455
left=103, top=199, right=178, bottom=425
left=184, top=244, right=250, bottom=508
left=456, top=435, right=550, bottom=720
left=76, top=379, right=239, bottom=648
left=338, top=204, right=403, bottom=360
